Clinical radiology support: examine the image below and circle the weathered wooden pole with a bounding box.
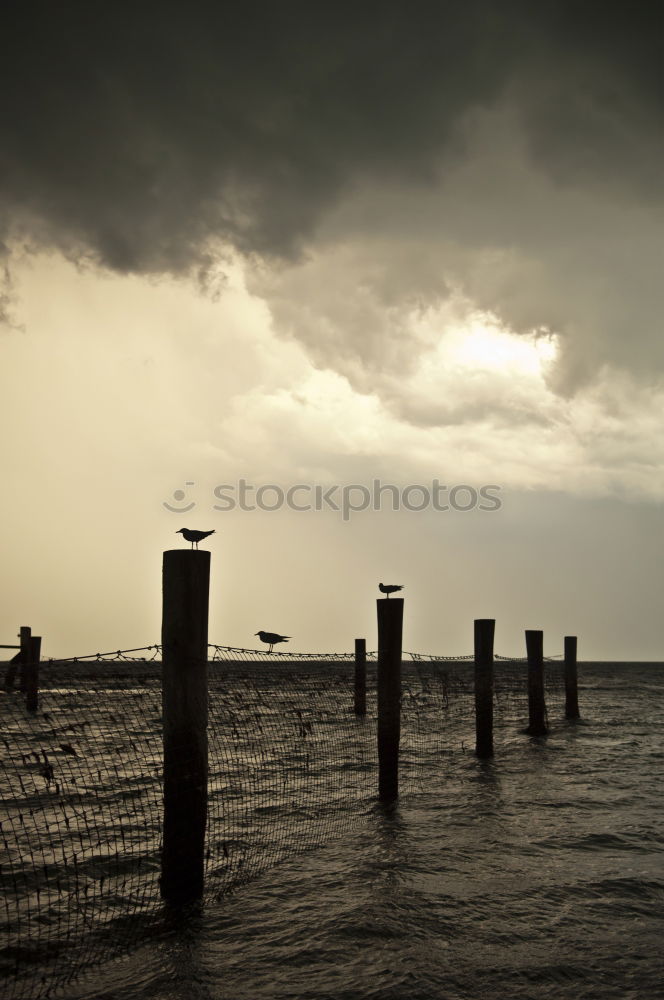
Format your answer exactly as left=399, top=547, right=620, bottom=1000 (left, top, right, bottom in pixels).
left=160, top=549, right=210, bottom=905
left=354, top=638, right=367, bottom=716
left=564, top=635, right=580, bottom=719
left=474, top=619, right=495, bottom=758
left=25, top=635, right=41, bottom=713
left=377, top=597, right=403, bottom=802
left=18, top=626, right=32, bottom=692
left=525, top=629, right=547, bottom=736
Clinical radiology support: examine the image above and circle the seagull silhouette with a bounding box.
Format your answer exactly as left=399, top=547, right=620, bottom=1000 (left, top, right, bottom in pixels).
left=255, top=631, right=291, bottom=653
left=379, top=583, right=403, bottom=598
left=176, top=528, right=216, bottom=549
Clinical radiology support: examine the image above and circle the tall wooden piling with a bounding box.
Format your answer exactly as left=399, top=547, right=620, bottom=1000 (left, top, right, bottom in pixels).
left=354, top=638, right=366, bottom=716
left=160, top=549, right=210, bottom=905
left=564, top=635, right=580, bottom=719
left=377, top=598, right=403, bottom=802
left=474, top=619, right=495, bottom=758
left=25, top=635, right=41, bottom=713
left=525, top=629, right=547, bottom=736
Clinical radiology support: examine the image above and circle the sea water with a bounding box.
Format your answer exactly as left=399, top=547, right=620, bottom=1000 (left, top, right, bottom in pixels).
left=58, top=663, right=664, bottom=1000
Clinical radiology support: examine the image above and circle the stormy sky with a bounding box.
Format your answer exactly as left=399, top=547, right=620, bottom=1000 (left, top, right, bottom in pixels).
left=1, top=2, right=663, bottom=658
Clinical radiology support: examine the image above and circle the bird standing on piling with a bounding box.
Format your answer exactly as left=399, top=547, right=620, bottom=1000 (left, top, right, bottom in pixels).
left=176, top=528, right=216, bottom=549
left=379, top=583, right=403, bottom=598
left=255, top=631, right=291, bottom=653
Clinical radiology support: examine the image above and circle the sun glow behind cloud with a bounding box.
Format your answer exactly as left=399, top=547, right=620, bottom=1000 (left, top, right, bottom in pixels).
left=447, top=317, right=558, bottom=375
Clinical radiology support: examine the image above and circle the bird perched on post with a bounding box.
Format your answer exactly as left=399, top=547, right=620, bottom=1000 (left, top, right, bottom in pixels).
left=379, top=583, right=403, bottom=598
left=176, top=528, right=216, bottom=549
left=255, top=631, right=291, bottom=653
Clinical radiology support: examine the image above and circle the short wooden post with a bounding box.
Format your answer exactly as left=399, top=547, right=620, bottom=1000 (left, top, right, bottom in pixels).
left=160, top=549, right=210, bottom=905
left=564, top=635, right=580, bottom=719
left=525, top=629, right=547, bottom=736
left=354, top=638, right=366, bottom=716
left=474, top=619, right=495, bottom=758
left=18, top=627, right=31, bottom=692
left=377, top=598, right=403, bottom=802
left=25, top=636, right=41, bottom=713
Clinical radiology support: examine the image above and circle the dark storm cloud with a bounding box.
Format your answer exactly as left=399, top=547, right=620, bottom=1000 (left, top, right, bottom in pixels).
left=1, top=2, right=662, bottom=389
left=1, top=1, right=495, bottom=269
left=1, top=1, right=660, bottom=269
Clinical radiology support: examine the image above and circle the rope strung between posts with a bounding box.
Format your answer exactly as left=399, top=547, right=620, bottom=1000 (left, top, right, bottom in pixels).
left=33, top=642, right=558, bottom=664
left=209, top=644, right=558, bottom=662
left=208, top=643, right=360, bottom=661
left=45, top=644, right=162, bottom=664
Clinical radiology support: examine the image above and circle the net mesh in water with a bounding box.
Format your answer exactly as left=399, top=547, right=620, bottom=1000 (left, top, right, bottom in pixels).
left=1, top=644, right=565, bottom=999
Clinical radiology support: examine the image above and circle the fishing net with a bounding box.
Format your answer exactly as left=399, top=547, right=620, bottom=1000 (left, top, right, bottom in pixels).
left=1, top=644, right=566, bottom=998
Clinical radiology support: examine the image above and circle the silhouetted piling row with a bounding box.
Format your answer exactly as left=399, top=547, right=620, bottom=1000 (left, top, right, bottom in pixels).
left=1, top=546, right=583, bottom=999
left=18, top=626, right=31, bottom=693
left=2, top=626, right=40, bottom=715
left=474, top=619, right=495, bottom=758
left=354, top=637, right=367, bottom=715
left=565, top=635, right=580, bottom=719
left=160, top=549, right=209, bottom=906
left=377, top=597, right=403, bottom=802
left=25, top=635, right=41, bottom=714
left=525, top=629, right=548, bottom=736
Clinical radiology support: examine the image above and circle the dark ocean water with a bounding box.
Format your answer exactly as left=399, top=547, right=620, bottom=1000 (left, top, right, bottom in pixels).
left=55, top=663, right=664, bottom=1000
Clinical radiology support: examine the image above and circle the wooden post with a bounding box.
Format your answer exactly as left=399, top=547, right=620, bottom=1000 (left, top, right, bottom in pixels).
left=25, top=636, right=41, bottom=713
left=354, top=638, right=366, bottom=716
left=18, top=627, right=31, bottom=692
left=160, top=549, right=210, bottom=905
left=564, top=635, right=580, bottom=719
left=525, top=629, right=547, bottom=736
left=377, top=598, right=403, bottom=802
left=474, top=619, right=495, bottom=758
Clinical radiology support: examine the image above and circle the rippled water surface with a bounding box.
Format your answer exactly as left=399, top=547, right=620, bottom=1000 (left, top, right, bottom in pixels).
left=60, top=664, right=663, bottom=1000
